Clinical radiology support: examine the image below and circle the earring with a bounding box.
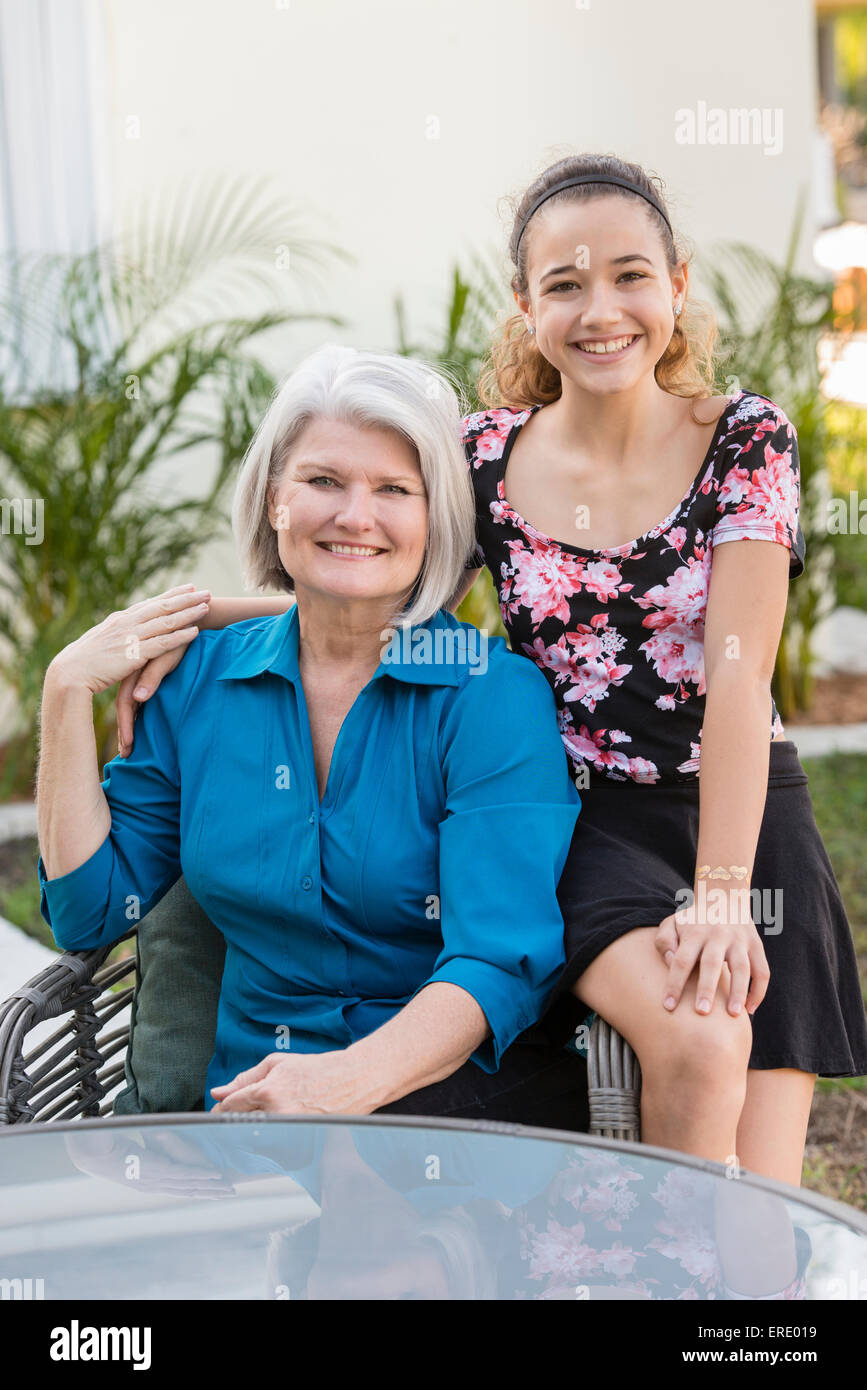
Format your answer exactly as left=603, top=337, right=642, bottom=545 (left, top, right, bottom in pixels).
left=674, top=303, right=682, bottom=316
left=526, top=322, right=536, bottom=335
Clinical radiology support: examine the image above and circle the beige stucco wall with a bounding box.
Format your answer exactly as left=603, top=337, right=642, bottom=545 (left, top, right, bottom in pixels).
left=96, top=0, right=821, bottom=593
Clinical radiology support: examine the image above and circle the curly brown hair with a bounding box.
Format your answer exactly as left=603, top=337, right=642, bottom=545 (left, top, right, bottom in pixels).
left=478, top=153, right=720, bottom=417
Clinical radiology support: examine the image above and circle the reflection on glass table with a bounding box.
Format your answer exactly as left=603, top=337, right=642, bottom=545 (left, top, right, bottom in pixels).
left=0, top=1116, right=865, bottom=1301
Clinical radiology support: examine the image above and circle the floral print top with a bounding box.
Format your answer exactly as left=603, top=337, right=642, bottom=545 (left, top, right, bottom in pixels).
left=462, top=390, right=805, bottom=787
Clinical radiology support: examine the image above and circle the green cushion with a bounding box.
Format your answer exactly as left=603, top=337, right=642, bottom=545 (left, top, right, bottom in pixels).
left=112, top=875, right=226, bottom=1114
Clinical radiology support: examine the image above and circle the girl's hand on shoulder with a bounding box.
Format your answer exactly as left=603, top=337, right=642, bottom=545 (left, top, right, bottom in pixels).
left=46, top=583, right=209, bottom=750
left=116, top=658, right=178, bottom=757
left=114, top=585, right=211, bottom=756
left=111, top=586, right=213, bottom=761
left=654, top=903, right=770, bottom=1019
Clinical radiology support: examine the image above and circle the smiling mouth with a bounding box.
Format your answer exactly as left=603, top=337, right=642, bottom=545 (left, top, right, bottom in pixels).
left=317, top=542, right=386, bottom=556
left=571, top=334, right=640, bottom=357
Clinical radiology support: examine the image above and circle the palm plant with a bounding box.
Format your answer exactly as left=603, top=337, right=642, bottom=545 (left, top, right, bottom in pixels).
left=393, top=249, right=508, bottom=639
left=0, top=174, right=350, bottom=796
left=699, top=193, right=844, bottom=717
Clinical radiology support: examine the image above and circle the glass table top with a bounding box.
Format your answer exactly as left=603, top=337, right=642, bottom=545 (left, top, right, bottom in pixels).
left=1, top=1114, right=865, bottom=1301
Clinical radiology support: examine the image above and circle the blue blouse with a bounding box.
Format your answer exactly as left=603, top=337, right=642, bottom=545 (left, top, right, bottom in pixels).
left=37, top=604, right=581, bottom=1109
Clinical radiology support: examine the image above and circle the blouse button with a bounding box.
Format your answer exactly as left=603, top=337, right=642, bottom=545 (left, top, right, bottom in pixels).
left=301, top=876, right=313, bottom=891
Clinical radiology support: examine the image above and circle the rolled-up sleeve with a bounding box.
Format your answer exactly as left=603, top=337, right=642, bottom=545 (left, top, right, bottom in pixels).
left=415, top=649, right=581, bottom=1071
left=36, top=638, right=204, bottom=951
left=710, top=406, right=805, bottom=578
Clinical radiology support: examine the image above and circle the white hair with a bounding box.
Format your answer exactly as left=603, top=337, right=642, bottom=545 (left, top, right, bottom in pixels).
left=231, top=343, right=477, bottom=627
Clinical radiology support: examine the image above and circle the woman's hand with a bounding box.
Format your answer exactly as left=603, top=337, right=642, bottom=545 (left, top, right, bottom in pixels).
left=211, top=1051, right=372, bottom=1116
left=48, top=584, right=209, bottom=751
left=654, top=900, right=770, bottom=1019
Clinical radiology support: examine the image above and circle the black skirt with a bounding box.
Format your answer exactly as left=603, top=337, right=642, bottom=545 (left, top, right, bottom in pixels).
left=540, top=740, right=867, bottom=1078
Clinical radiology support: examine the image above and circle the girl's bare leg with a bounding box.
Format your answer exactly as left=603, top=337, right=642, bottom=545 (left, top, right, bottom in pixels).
left=717, top=1073, right=815, bottom=1294
left=714, top=1071, right=815, bottom=1298
left=575, top=925, right=752, bottom=1162
left=736, top=1068, right=816, bottom=1185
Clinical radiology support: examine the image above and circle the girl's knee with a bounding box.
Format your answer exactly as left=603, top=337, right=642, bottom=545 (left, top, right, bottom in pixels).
left=643, top=1005, right=753, bottom=1089
left=574, top=925, right=753, bottom=1087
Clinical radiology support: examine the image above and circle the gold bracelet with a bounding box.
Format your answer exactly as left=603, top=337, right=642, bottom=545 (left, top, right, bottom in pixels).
left=696, top=864, right=750, bottom=881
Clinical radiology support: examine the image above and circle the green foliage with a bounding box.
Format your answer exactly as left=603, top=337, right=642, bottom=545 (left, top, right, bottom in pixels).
left=835, top=10, right=867, bottom=110
left=800, top=753, right=867, bottom=997
left=456, top=566, right=507, bottom=642
left=0, top=175, right=348, bottom=795
left=825, top=399, right=867, bottom=611
left=392, top=249, right=509, bottom=638
left=698, top=195, right=843, bottom=717
left=393, top=250, right=508, bottom=415
left=0, top=875, right=49, bottom=947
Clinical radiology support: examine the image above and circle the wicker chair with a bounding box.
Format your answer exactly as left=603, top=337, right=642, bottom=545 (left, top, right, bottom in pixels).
left=0, top=933, right=642, bottom=1138
left=0, top=934, right=136, bottom=1125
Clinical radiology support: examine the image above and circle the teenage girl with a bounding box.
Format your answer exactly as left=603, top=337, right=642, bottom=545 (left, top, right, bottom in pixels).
left=452, top=152, right=867, bottom=1191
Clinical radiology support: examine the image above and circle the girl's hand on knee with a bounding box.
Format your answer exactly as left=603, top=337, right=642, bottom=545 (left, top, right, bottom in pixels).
left=653, top=915, right=680, bottom=969
left=658, top=909, right=770, bottom=1019
left=741, top=930, right=771, bottom=1016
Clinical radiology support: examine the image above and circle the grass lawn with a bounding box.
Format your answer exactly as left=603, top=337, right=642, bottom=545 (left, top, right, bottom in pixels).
left=797, top=754, right=867, bottom=1210
left=2, top=751, right=866, bottom=1207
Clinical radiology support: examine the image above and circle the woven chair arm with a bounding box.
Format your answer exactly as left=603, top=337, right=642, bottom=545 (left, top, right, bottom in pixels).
left=587, top=1014, right=642, bottom=1143
left=0, top=929, right=138, bottom=1125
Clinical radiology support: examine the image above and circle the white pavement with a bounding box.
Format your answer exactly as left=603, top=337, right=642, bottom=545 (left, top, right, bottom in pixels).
left=0, top=914, right=63, bottom=1052
left=786, top=723, right=867, bottom=759
left=0, top=801, right=131, bottom=1075
left=811, top=607, right=867, bottom=677
left=0, top=801, right=38, bottom=841
left=0, top=801, right=60, bottom=1022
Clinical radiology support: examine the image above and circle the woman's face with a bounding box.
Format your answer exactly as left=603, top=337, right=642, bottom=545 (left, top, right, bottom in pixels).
left=516, top=194, right=687, bottom=397
left=267, top=417, right=429, bottom=612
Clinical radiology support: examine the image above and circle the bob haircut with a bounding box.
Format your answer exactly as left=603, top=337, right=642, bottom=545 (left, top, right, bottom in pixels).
left=231, top=343, right=477, bottom=628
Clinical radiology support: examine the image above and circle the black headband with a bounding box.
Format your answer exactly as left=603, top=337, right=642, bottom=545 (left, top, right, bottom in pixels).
left=515, top=174, right=673, bottom=255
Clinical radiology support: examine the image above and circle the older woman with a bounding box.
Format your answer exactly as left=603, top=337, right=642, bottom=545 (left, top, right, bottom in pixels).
left=35, top=345, right=581, bottom=1123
